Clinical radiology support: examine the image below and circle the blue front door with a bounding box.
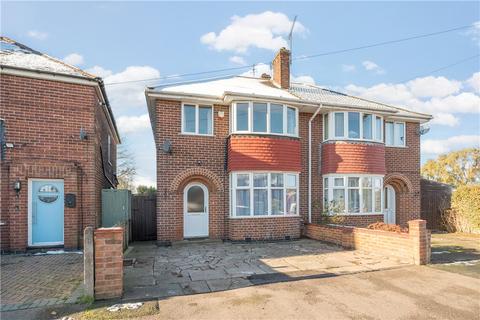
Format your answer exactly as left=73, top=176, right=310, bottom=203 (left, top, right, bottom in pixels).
left=31, top=180, right=64, bottom=246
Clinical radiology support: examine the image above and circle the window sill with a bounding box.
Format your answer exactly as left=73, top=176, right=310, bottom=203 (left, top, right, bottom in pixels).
left=230, top=132, right=299, bottom=139
left=327, top=212, right=384, bottom=216
left=385, top=145, right=407, bottom=148
left=322, top=138, right=384, bottom=144
left=229, top=214, right=300, bottom=219
left=180, top=132, right=215, bottom=137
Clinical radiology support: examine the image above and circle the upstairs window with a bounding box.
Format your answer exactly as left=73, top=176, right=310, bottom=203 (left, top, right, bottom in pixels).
left=182, top=104, right=213, bottom=135
left=232, top=102, right=298, bottom=136
left=323, top=111, right=383, bottom=143
left=385, top=121, right=405, bottom=147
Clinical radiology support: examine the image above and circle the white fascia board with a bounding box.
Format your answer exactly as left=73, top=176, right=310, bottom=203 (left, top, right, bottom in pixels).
left=385, top=115, right=432, bottom=123
left=145, top=90, right=225, bottom=105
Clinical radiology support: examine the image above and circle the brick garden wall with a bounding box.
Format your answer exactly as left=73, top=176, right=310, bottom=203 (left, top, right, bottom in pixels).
left=304, top=220, right=430, bottom=265
left=0, top=73, right=117, bottom=251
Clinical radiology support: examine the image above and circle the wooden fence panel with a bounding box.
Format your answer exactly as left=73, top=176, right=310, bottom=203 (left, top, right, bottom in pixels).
left=131, top=195, right=157, bottom=241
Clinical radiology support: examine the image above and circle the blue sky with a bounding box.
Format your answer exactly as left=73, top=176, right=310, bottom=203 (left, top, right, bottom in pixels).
left=2, top=1, right=479, bottom=187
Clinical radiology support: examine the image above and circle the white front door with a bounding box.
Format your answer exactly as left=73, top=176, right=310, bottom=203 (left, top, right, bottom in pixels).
left=384, top=185, right=396, bottom=224
left=184, top=183, right=209, bottom=238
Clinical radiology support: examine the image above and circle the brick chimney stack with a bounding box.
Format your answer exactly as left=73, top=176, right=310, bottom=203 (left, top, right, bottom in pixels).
left=272, top=47, right=290, bottom=89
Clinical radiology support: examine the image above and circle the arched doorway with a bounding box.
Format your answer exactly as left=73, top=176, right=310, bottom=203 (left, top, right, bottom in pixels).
left=183, top=183, right=209, bottom=238
left=384, top=185, right=396, bottom=224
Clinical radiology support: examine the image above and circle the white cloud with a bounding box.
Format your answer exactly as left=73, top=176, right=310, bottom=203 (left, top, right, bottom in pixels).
left=362, top=60, right=385, bottom=74
left=133, top=175, right=156, bottom=188
left=466, top=21, right=480, bottom=44
left=342, top=64, right=356, bottom=72
left=200, top=11, right=306, bottom=53
left=85, top=65, right=112, bottom=78
left=27, top=30, right=48, bottom=40
left=407, top=76, right=462, bottom=98
left=429, top=113, right=459, bottom=127
left=292, top=75, right=315, bottom=84
left=422, top=135, right=480, bottom=155
left=102, top=66, right=160, bottom=109
left=117, top=114, right=151, bottom=134
left=466, top=72, right=480, bottom=93
left=63, top=53, right=84, bottom=66
left=229, top=56, right=247, bottom=66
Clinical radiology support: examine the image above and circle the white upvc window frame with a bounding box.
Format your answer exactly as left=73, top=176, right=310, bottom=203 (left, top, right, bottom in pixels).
left=181, top=103, right=214, bottom=136
left=323, top=111, right=384, bottom=143
left=107, top=135, right=112, bottom=164
left=385, top=121, right=406, bottom=147
left=323, top=174, right=384, bottom=216
left=230, top=172, right=300, bottom=218
left=232, top=102, right=299, bottom=137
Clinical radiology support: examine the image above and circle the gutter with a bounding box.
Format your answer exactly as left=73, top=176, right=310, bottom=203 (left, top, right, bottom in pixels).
left=308, top=104, right=323, bottom=224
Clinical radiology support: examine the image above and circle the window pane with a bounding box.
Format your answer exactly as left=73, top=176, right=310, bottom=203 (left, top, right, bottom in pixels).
left=270, top=104, right=284, bottom=134
left=362, top=188, right=373, bottom=213
left=323, top=188, right=329, bottom=209
left=375, top=117, right=382, bottom=141
left=348, top=189, right=360, bottom=213
left=271, top=173, right=284, bottom=187
left=253, top=174, right=267, bottom=188
left=386, top=122, right=394, bottom=145
left=254, top=190, right=268, bottom=215
left=236, top=190, right=250, bottom=216
left=362, top=177, right=372, bottom=188
left=286, top=174, right=297, bottom=188
left=287, top=107, right=296, bottom=135
left=187, top=186, right=204, bottom=213
left=236, top=103, right=249, bottom=131
left=183, top=105, right=196, bottom=133
left=335, top=113, right=344, bottom=137
left=236, top=174, right=249, bottom=187
left=348, top=177, right=359, bottom=187
left=333, top=189, right=345, bottom=213
left=324, top=177, right=328, bottom=187
left=286, top=189, right=297, bottom=214
left=334, top=178, right=344, bottom=187
left=374, top=178, right=382, bottom=188
left=198, top=106, right=212, bottom=134
left=348, top=112, right=360, bottom=138
left=395, top=123, right=405, bottom=146
left=323, top=114, right=329, bottom=140
left=374, top=189, right=381, bottom=213
left=271, top=189, right=284, bottom=215
left=362, top=114, right=373, bottom=139
left=253, top=103, right=267, bottom=132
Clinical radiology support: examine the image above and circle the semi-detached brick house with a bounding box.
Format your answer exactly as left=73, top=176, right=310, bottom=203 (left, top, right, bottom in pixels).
left=146, top=48, right=432, bottom=243
left=0, top=37, right=120, bottom=252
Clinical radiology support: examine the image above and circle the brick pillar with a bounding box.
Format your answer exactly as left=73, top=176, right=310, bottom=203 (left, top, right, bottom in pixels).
left=94, top=227, right=123, bottom=300
left=408, top=220, right=430, bottom=265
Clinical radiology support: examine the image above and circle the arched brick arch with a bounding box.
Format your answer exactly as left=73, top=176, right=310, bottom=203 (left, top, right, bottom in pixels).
left=384, top=173, right=413, bottom=193
left=170, top=167, right=223, bottom=193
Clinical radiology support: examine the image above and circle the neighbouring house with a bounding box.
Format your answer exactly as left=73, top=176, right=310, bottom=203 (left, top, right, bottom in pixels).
left=0, top=37, right=120, bottom=252
left=146, top=47, right=432, bottom=243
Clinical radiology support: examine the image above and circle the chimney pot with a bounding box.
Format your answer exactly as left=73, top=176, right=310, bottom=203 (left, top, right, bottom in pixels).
left=272, top=47, right=290, bottom=89
left=260, top=73, right=271, bottom=80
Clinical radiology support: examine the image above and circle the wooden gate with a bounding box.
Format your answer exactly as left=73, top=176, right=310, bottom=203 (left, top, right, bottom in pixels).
left=421, top=179, right=452, bottom=231
left=131, top=195, right=157, bottom=241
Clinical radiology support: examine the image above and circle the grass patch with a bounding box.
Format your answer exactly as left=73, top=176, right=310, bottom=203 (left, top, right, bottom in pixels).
left=69, top=301, right=159, bottom=320
left=77, top=295, right=95, bottom=305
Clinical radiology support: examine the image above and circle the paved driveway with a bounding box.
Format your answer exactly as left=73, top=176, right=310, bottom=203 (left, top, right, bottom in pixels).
left=0, top=252, right=83, bottom=311
left=123, top=239, right=410, bottom=300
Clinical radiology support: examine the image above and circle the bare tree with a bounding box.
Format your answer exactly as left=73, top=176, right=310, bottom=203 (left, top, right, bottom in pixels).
left=116, top=137, right=137, bottom=190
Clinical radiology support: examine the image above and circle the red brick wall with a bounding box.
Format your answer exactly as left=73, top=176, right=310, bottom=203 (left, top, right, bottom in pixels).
left=94, top=227, right=123, bottom=299
left=321, top=142, right=386, bottom=174
left=228, top=216, right=301, bottom=241
left=304, top=220, right=430, bottom=265
left=0, top=73, right=117, bottom=251
left=272, top=48, right=290, bottom=89
left=228, top=136, right=301, bottom=172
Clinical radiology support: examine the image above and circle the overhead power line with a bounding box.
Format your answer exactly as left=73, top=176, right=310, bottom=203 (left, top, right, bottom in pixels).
left=104, top=23, right=476, bottom=87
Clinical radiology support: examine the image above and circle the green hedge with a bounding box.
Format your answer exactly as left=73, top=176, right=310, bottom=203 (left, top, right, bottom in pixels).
left=443, top=185, right=480, bottom=233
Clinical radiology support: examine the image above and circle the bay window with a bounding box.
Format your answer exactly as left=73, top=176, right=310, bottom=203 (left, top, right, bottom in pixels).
left=323, top=111, right=383, bottom=143
left=232, top=102, right=298, bottom=136
left=231, top=172, right=299, bottom=217
left=385, top=121, right=406, bottom=147
left=323, top=175, right=383, bottom=215
left=182, top=103, right=213, bottom=135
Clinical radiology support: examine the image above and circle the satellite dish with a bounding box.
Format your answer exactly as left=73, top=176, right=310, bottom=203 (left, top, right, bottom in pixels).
left=162, top=139, right=172, bottom=154
left=417, top=124, right=430, bottom=136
